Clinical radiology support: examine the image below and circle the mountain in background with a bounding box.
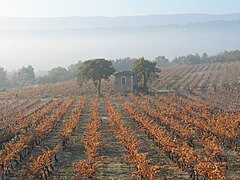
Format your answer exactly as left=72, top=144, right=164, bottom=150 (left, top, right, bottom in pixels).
left=0, top=13, right=240, bottom=30
left=0, top=13, right=240, bottom=70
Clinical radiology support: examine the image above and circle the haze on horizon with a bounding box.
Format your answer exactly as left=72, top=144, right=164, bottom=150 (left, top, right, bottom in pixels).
left=0, top=0, right=240, bottom=71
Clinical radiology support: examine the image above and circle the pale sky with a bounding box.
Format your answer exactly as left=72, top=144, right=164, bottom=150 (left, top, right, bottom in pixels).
left=0, top=0, right=239, bottom=17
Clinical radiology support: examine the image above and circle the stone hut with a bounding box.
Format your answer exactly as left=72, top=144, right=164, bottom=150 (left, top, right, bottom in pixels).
left=114, top=71, right=137, bottom=94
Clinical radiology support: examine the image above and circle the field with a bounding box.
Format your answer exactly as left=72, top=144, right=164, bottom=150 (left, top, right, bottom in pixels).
left=0, top=62, right=240, bottom=180
left=154, top=61, right=240, bottom=91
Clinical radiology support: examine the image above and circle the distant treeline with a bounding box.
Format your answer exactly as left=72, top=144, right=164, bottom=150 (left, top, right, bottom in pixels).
left=0, top=50, right=240, bottom=90
left=112, top=50, right=240, bottom=71
left=0, top=62, right=82, bottom=90
left=170, top=50, right=240, bottom=66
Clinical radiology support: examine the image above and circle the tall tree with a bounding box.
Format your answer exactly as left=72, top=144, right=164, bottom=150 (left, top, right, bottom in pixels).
left=18, top=65, right=35, bottom=86
left=133, top=57, right=158, bottom=92
left=77, top=59, right=115, bottom=95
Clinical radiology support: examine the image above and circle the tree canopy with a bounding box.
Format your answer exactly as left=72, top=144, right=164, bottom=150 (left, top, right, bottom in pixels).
left=48, top=67, right=69, bottom=83
left=77, top=59, right=115, bottom=95
left=37, top=66, right=74, bottom=84
left=172, top=53, right=207, bottom=66
left=133, top=57, right=158, bottom=92
left=18, top=65, right=35, bottom=86
left=112, top=57, right=134, bottom=71
left=209, top=50, right=240, bottom=63
left=155, top=56, right=170, bottom=67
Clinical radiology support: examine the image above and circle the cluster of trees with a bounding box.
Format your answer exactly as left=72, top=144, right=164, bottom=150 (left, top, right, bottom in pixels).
left=77, top=57, right=158, bottom=95
left=37, top=61, right=82, bottom=84
left=112, top=57, right=134, bottom=71
left=210, top=50, right=240, bottom=63
left=111, top=50, right=240, bottom=70
left=110, top=54, right=208, bottom=70
left=171, top=50, right=240, bottom=65
left=1, top=49, right=239, bottom=92
left=0, top=61, right=83, bottom=90
left=111, top=56, right=167, bottom=71
left=111, top=53, right=208, bottom=70
left=0, top=65, right=35, bottom=90
left=171, top=53, right=209, bottom=66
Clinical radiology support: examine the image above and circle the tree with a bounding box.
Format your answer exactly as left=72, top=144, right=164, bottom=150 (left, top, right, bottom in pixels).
left=112, top=57, right=134, bottom=71
left=172, top=56, right=186, bottom=66
left=48, top=67, right=69, bottom=83
left=18, top=65, right=35, bottom=86
left=155, top=56, right=170, bottom=67
left=0, top=67, right=7, bottom=89
left=77, top=59, right=115, bottom=95
left=183, top=54, right=202, bottom=65
left=36, top=67, right=71, bottom=84
left=202, top=52, right=209, bottom=63
left=133, top=57, right=158, bottom=92
left=36, top=75, right=50, bottom=84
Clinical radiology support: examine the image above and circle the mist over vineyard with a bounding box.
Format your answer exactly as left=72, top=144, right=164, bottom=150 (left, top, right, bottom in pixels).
left=0, top=14, right=240, bottom=70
